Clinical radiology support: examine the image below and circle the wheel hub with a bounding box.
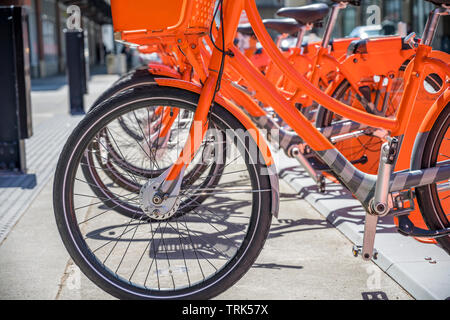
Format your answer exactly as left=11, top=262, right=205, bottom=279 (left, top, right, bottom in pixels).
left=139, top=174, right=182, bottom=220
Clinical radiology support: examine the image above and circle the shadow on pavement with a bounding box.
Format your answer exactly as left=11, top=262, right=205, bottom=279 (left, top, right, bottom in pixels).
left=0, top=174, right=37, bottom=189
left=31, top=66, right=109, bottom=92
left=31, top=75, right=67, bottom=92
left=278, top=166, right=398, bottom=235
left=253, top=263, right=303, bottom=270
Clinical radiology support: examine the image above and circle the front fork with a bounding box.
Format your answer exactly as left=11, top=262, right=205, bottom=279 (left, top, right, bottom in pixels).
left=138, top=72, right=221, bottom=220
left=153, top=0, right=244, bottom=197
left=159, top=73, right=219, bottom=195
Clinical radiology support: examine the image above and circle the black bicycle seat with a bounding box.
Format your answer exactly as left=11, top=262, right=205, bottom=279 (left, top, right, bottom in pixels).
left=425, top=0, right=450, bottom=5
left=237, top=23, right=255, bottom=36
left=263, top=18, right=301, bottom=35
left=330, top=0, right=361, bottom=6
left=277, top=4, right=329, bottom=25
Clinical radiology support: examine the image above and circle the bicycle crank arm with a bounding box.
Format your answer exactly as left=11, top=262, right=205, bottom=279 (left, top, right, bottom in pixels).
left=361, top=212, right=378, bottom=261
left=397, top=215, right=450, bottom=239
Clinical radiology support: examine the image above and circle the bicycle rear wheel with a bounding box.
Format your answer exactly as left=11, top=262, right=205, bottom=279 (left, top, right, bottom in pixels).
left=416, top=103, right=450, bottom=254
left=53, top=86, right=273, bottom=299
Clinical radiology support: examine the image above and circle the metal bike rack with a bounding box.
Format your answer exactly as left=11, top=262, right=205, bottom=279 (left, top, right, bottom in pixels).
left=65, top=29, right=87, bottom=114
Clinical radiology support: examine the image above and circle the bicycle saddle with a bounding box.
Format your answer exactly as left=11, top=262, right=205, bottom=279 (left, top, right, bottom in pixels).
left=330, top=0, right=361, bottom=5
left=277, top=4, right=330, bottom=26
left=237, top=23, right=255, bottom=36
left=263, top=18, right=301, bottom=35
left=425, top=0, right=450, bottom=5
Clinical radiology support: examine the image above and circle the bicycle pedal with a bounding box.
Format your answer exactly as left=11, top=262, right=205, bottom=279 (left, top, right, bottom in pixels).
left=350, top=155, right=368, bottom=166
left=317, top=175, right=326, bottom=193
left=352, top=245, right=378, bottom=260
left=352, top=245, right=362, bottom=257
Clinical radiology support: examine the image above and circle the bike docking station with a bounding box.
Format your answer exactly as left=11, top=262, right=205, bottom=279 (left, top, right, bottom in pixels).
left=65, top=5, right=88, bottom=115
left=0, top=1, right=33, bottom=174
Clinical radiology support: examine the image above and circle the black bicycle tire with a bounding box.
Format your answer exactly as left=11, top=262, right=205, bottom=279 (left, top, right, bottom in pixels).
left=415, top=103, right=450, bottom=254
left=53, top=86, right=273, bottom=299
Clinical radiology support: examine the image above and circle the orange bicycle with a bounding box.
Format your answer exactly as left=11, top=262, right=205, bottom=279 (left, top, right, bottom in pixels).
left=53, top=0, right=449, bottom=299
left=91, top=3, right=415, bottom=180
left=98, top=4, right=436, bottom=240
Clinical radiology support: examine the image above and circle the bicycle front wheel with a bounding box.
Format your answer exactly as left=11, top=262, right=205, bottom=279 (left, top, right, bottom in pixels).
left=53, top=86, right=273, bottom=299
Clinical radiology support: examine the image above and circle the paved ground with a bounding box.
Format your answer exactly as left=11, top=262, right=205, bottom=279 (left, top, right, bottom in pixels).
left=0, top=70, right=412, bottom=300
left=0, top=69, right=119, bottom=244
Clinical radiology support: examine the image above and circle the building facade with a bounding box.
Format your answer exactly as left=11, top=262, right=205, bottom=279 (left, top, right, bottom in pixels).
left=257, top=0, right=449, bottom=52
left=26, top=0, right=111, bottom=78
left=23, top=0, right=450, bottom=79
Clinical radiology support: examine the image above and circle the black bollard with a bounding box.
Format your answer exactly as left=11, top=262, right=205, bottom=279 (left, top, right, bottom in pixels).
left=81, top=30, right=89, bottom=95
left=0, top=5, right=33, bottom=173
left=65, top=29, right=86, bottom=115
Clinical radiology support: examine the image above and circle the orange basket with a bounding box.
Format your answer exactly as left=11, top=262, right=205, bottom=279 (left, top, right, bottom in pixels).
left=111, top=0, right=216, bottom=45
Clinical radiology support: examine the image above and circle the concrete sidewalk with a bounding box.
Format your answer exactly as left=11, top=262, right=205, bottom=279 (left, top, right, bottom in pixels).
left=0, top=71, right=119, bottom=244
left=0, top=71, right=117, bottom=299
left=0, top=71, right=412, bottom=300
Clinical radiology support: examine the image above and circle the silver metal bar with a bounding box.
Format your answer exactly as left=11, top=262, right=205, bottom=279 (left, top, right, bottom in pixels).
left=330, top=129, right=366, bottom=144
left=372, top=141, right=397, bottom=216
left=230, top=81, right=255, bottom=96
left=296, top=25, right=307, bottom=48
left=390, top=163, right=450, bottom=192
left=320, top=120, right=368, bottom=139
left=437, top=181, right=450, bottom=192
left=422, top=7, right=449, bottom=46
left=321, top=3, right=346, bottom=48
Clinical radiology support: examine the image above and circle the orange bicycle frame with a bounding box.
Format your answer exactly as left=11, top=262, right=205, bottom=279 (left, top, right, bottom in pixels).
left=161, top=0, right=449, bottom=201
